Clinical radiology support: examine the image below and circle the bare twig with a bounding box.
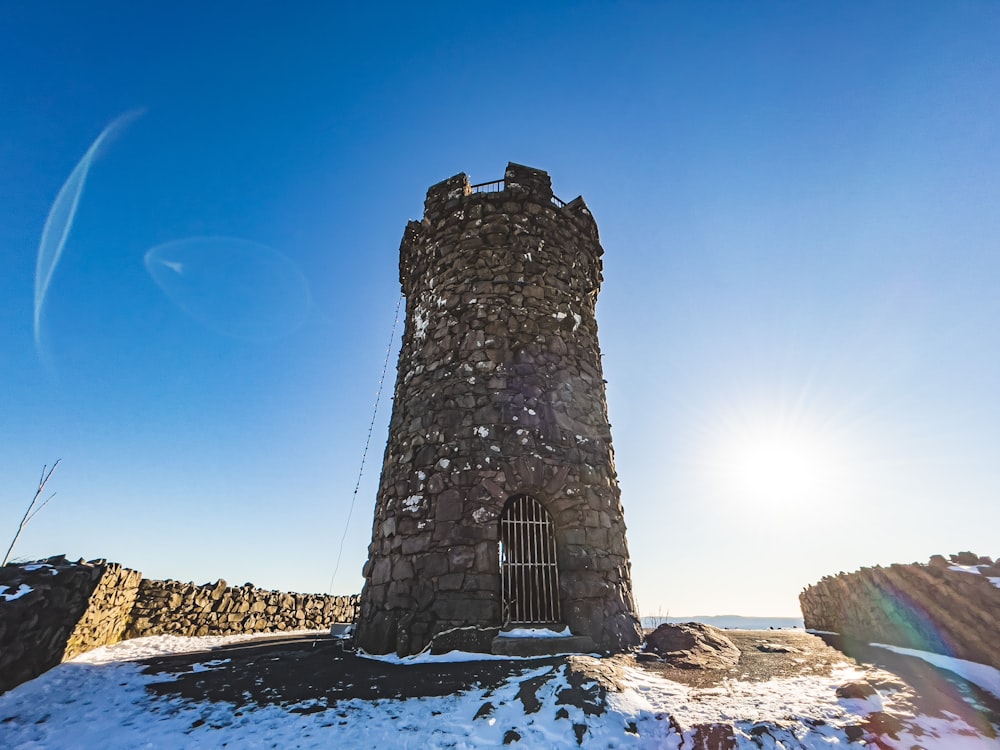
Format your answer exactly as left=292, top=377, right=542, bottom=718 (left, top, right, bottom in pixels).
left=25, top=492, right=57, bottom=524
left=2, top=459, right=61, bottom=566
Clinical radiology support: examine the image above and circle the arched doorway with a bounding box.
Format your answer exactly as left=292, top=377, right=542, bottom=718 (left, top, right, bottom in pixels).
left=499, top=494, right=561, bottom=625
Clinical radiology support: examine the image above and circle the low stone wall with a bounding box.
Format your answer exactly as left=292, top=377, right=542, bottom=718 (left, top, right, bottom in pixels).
left=0, top=556, right=113, bottom=694
left=126, top=579, right=358, bottom=638
left=64, top=562, right=143, bottom=660
left=0, top=555, right=358, bottom=695
left=800, top=552, right=1000, bottom=670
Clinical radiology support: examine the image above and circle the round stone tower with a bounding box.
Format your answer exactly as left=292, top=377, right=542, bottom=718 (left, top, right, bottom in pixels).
left=355, top=162, right=642, bottom=655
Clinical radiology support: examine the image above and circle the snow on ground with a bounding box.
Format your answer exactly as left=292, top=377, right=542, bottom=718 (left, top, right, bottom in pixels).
left=872, top=642, right=1000, bottom=699
left=73, top=630, right=329, bottom=664
left=501, top=626, right=571, bottom=638
left=361, top=648, right=538, bottom=665
left=0, top=633, right=997, bottom=749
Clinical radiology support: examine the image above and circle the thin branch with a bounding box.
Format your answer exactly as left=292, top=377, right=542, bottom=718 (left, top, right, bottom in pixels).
left=2, top=459, right=61, bottom=566
left=25, top=492, right=57, bottom=524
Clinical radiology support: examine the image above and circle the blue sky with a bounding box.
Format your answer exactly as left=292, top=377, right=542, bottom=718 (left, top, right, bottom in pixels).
left=2, top=2, right=999, bottom=616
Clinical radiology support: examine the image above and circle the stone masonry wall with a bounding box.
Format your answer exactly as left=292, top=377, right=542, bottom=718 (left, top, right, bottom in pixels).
left=64, top=561, right=143, bottom=660
left=800, top=552, right=1000, bottom=670
left=356, top=163, right=642, bottom=655
left=0, top=555, right=358, bottom=695
left=126, top=578, right=358, bottom=638
left=0, top=556, right=113, bottom=694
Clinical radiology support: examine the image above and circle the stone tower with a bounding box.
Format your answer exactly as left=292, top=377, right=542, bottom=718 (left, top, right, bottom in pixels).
left=355, top=163, right=642, bottom=655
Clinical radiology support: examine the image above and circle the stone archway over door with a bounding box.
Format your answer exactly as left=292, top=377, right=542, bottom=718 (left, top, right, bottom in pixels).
left=499, top=494, right=561, bottom=625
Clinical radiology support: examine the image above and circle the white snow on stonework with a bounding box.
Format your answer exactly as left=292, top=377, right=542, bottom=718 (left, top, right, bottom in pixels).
left=500, top=627, right=571, bottom=639
left=472, top=426, right=489, bottom=438
left=413, top=307, right=429, bottom=339
left=871, top=642, right=1000, bottom=699
left=436, top=457, right=450, bottom=470
left=415, top=470, right=426, bottom=481
left=572, top=313, right=581, bottom=331
left=950, top=564, right=985, bottom=575
left=948, top=564, right=1000, bottom=589
left=552, top=311, right=567, bottom=321
left=0, top=584, right=33, bottom=601
left=22, top=563, right=58, bottom=574
left=402, top=494, right=424, bottom=512
left=472, top=506, right=490, bottom=523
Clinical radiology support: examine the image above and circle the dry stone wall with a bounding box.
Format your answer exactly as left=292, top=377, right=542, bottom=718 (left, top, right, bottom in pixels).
left=800, top=552, right=1000, bottom=670
left=64, top=561, right=142, bottom=660
left=126, top=578, right=358, bottom=638
left=356, top=163, right=642, bottom=656
left=0, top=555, right=358, bottom=694
left=0, top=556, right=114, bottom=694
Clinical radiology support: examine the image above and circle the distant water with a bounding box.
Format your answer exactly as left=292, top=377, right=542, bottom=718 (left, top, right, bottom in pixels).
left=642, top=615, right=804, bottom=631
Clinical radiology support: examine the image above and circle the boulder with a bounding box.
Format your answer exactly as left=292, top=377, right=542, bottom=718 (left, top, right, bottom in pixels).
left=643, top=623, right=741, bottom=669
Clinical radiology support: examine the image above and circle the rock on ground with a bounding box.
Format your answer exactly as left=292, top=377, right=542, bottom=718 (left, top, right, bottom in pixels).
left=642, top=622, right=741, bottom=669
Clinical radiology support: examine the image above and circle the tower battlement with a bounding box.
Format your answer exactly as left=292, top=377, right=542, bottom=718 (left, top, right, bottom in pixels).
left=401, top=163, right=601, bottom=305
left=356, top=162, right=641, bottom=656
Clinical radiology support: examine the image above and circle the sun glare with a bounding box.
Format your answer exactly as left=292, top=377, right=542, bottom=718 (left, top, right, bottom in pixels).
left=728, top=433, right=826, bottom=504
left=704, top=410, right=850, bottom=509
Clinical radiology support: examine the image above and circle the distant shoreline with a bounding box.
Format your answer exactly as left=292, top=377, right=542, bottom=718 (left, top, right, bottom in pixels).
left=642, top=616, right=804, bottom=630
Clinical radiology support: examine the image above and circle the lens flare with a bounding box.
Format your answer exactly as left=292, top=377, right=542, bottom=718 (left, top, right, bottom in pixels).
left=144, top=237, right=312, bottom=342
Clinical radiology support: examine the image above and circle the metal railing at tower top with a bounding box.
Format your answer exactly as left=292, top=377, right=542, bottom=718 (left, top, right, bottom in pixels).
left=470, top=178, right=567, bottom=208
left=470, top=178, right=504, bottom=194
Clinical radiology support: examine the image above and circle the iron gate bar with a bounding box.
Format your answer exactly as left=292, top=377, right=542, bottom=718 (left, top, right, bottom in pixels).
left=500, top=494, right=560, bottom=625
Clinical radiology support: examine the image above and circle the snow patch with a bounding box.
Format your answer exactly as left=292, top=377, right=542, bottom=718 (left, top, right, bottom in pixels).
left=949, top=564, right=984, bottom=575
left=500, top=627, right=571, bottom=639
left=871, top=643, right=1000, bottom=699
left=73, top=631, right=328, bottom=664
left=948, top=564, right=1000, bottom=589
left=0, top=584, right=33, bottom=601
left=402, top=495, right=424, bottom=512
left=413, top=307, right=429, bottom=339
left=361, top=649, right=534, bottom=665
left=22, top=564, right=58, bottom=574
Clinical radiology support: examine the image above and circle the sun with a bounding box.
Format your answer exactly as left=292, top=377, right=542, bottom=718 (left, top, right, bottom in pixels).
left=705, top=411, right=847, bottom=509
left=726, top=432, right=827, bottom=504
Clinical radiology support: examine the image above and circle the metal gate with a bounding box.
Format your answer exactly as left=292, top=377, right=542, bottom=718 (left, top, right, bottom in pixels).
left=499, top=494, right=561, bottom=624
